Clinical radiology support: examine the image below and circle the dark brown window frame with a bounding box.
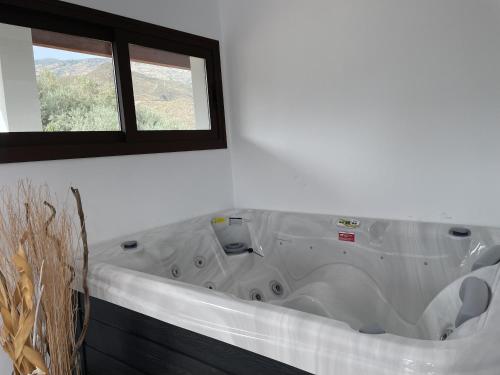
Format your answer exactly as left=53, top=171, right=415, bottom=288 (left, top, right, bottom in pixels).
left=0, top=0, right=227, bottom=163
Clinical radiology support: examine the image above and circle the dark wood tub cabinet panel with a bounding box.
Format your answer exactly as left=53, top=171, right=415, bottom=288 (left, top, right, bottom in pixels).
left=79, top=295, right=312, bottom=375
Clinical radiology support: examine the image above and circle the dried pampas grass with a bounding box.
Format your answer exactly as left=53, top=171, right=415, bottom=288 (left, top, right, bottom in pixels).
left=0, top=182, right=89, bottom=375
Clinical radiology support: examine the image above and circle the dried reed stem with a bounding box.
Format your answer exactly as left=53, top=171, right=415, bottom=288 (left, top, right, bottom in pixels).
left=70, top=187, right=90, bottom=363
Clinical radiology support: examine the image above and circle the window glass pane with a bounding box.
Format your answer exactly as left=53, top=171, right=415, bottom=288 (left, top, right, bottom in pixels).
left=0, top=23, right=120, bottom=132
left=129, top=44, right=210, bottom=131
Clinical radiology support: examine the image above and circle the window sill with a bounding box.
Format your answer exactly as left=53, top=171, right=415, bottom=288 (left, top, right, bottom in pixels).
left=0, top=138, right=227, bottom=164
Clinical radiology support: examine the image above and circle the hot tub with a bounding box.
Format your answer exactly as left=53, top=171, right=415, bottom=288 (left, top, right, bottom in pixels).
left=87, top=209, right=500, bottom=374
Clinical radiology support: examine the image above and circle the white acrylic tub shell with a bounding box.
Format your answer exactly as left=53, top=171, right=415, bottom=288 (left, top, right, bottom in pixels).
left=87, top=209, right=500, bottom=375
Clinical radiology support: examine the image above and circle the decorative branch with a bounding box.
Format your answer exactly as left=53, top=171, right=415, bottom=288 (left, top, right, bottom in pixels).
left=43, top=201, right=74, bottom=283
left=71, top=187, right=90, bottom=362
left=42, top=201, right=55, bottom=230
left=43, top=201, right=63, bottom=258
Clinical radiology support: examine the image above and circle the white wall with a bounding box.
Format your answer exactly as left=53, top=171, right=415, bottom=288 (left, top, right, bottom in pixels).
left=0, top=150, right=232, bottom=241
left=69, top=0, right=222, bottom=40
left=219, top=0, right=500, bottom=227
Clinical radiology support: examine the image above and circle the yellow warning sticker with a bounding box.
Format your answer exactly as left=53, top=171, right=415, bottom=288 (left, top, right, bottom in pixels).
left=211, top=217, right=226, bottom=224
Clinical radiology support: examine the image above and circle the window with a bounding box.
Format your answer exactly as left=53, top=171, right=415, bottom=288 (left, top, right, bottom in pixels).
left=0, top=24, right=120, bottom=133
left=129, top=44, right=210, bottom=131
left=32, top=29, right=120, bottom=132
left=0, top=0, right=226, bottom=163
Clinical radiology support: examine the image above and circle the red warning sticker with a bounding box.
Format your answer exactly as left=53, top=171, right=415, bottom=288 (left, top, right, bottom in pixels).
left=338, top=232, right=355, bottom=242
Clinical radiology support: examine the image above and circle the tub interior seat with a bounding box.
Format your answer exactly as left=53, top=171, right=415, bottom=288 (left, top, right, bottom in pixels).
left=271, top=264, right=420, bottom=336
left=415, top=265, right=497, bottom=340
